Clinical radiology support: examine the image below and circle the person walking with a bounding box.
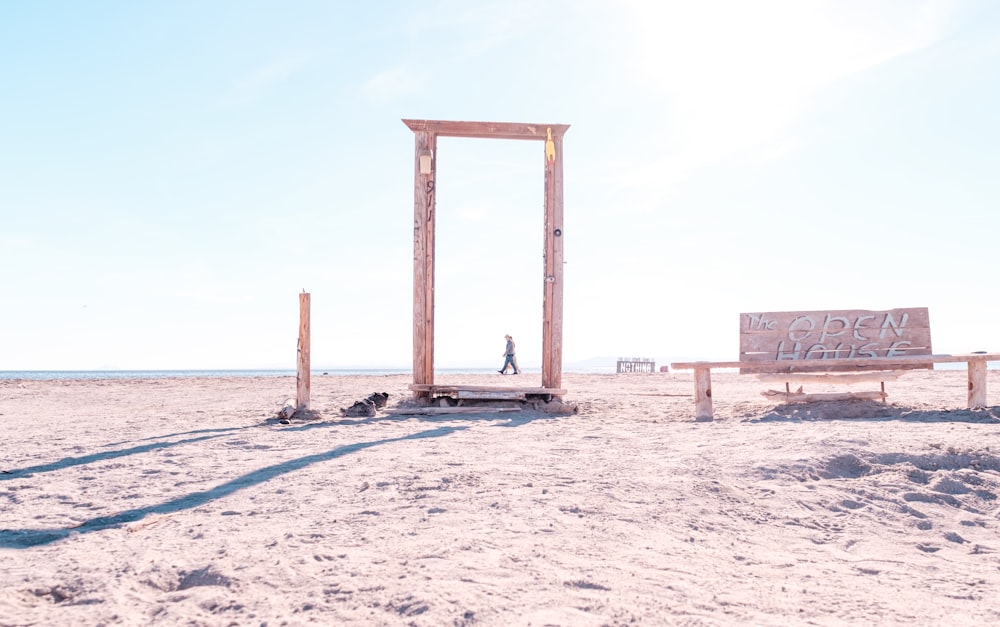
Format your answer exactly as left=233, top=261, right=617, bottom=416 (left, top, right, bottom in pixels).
left=498, top=334, right=520, bottom=374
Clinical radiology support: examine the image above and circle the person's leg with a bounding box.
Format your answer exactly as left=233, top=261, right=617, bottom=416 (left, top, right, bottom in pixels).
left=504, top=355, right=515, bottom=373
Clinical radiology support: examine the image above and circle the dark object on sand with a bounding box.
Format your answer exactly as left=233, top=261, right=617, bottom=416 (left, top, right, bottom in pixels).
left=341, top=392, right=390, bottom=417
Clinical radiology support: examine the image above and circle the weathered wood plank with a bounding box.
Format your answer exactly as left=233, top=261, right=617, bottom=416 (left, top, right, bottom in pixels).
left=761, top=390, right=887, bottom=403
left=756, top=372, right=905, bottom=384
left=739, top=308, right=932, bottom=372
left=384, top=406, right=523, bottom=416
left=409, top=384, right=566, bottom=396
left=456, top=390, right=526, bottom=400
left=403, top=119, right=570, bottom=141
left=740, top=336, right=932, bottom=356
left=741, top=308, right=931, bottom=335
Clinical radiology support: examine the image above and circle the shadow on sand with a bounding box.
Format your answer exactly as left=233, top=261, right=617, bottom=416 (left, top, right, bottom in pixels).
left=751, top=401, right=1000, bottom=424
left=276, top=408, right=568, bottom=431
left=0, top=426, right=464, bottom=549
left=1, top=428, right=246, bottom=482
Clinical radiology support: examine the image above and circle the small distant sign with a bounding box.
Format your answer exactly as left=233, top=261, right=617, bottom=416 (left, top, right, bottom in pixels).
left=617, top=357, right=656, bottom=373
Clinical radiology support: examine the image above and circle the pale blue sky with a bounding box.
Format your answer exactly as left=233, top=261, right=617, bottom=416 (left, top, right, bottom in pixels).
left=2, top=0, right=998, bottom=370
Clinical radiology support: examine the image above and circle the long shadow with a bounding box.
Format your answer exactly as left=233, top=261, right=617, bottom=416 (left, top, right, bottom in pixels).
left=3, top=421, right=310, bottom=476
left=2, top=433, right=236, bottom=481
left=0, top=425, right=464, bottom=549
left=2, top=408, right=552, bottom=478
left=751, top=403, right=1000, bottom=424
left=133, top=426, right=247, bottom=443
left=280, top=409, right=565, bottom=432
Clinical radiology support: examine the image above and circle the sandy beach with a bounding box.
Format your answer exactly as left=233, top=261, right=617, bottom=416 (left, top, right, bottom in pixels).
left=2, top=370, right=999, bottom=626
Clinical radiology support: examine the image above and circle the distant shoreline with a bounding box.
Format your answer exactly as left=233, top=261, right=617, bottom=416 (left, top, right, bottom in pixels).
left=0, top=366, right=623, bottom=381
left=2, top=361, right=989, bottom=381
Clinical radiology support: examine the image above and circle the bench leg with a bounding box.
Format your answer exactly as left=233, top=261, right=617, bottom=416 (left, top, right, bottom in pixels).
left=968, top=358, right=987, bottom=408
left=693, top=367, right=714, bottom=421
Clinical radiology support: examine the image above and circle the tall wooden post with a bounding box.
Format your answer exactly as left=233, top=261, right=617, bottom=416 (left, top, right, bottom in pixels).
left=411, top=131, right=437, bottom=398
left=542, top=128, right=565, bottom=390
left=297, top=292, right=311, bottom=410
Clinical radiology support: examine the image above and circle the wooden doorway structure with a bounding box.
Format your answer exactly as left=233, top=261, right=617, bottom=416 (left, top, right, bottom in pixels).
left=403, top=119, right=569, bottom=400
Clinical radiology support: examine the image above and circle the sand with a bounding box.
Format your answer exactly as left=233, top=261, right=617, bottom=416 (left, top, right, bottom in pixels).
left=2, top=370, right=999, bottom=626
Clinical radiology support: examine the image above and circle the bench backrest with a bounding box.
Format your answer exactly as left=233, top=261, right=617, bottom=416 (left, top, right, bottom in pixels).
left=739, top=308, right=932, bottom=373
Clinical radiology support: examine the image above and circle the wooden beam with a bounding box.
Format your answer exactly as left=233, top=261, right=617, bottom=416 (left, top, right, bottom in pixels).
left=403, top=119, right=569, bottom=141
left=296, top=292, right=310, bottom=410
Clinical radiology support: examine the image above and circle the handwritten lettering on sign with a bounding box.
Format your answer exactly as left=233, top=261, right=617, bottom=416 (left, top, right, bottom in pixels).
left=743, top=310, right=927, bottom=361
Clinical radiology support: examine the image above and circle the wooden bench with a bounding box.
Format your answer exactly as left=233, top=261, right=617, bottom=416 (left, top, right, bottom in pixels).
left=670, top=308, right=1000, bottom=420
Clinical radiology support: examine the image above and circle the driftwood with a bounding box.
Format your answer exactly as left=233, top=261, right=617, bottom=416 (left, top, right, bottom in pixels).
left=761, top=389, right=886, bottom=403
left=278, top=399, right=298, bottom=420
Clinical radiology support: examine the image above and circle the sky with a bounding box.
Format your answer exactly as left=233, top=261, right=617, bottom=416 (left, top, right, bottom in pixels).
left=2, top=0, right=999, bottom=371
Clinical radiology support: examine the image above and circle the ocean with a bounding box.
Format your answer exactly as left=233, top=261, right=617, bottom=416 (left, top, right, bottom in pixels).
left=3, top=363, right=979, bottom=381
left=0, top=366, right=617, bottom=381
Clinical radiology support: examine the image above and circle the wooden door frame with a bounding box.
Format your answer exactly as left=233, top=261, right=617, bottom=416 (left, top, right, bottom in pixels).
left=403, top=119, right=569, bottom=397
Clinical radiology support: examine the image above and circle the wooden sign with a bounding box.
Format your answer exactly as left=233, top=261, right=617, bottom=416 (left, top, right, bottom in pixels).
left=739, top=308, right=932, bottom=372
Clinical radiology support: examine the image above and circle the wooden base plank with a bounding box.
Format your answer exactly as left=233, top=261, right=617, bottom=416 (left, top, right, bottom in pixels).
left=761, top=390, right=887, bottom=403
left=756, top=372, right=905, bottom=384
left=457, top=390, right=526, bottom=401
left=408, top=384, right=565, bottom=397
left=384, top=406, right=522, bottom=416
